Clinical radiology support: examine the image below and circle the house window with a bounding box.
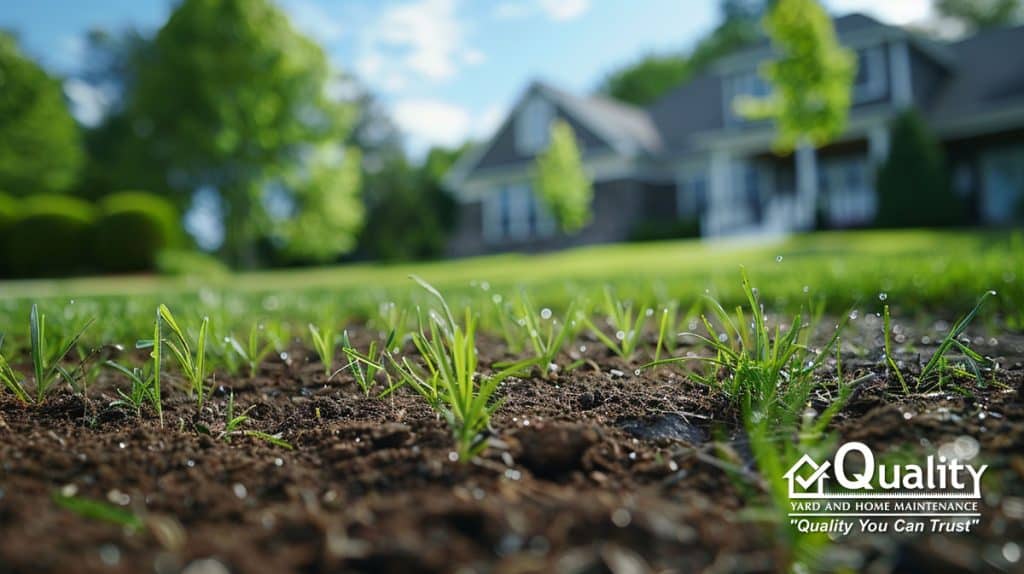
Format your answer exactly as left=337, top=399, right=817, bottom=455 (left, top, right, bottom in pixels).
left=676, top=170, right=708, bottom=217
left=516, top=97, right=553, bottom=154
left=852, top=46, right=887, bottom=103
left=482, top=184, right=555, bottom=243
left=726, top=70, right=771, bottom=124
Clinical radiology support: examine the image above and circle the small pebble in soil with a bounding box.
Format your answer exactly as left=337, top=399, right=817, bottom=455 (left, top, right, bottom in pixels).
left=448, top=451, right=459, bottom=462
left=274, top=458, right=284, bottom=466
left=182, top=558, right=231, bottom=574
left=60, top=484, right=77, bottom=497
left=232, top=483, right=247, bottom=499
left=99, top=544, right=121, bottom=566
left=107, top=489, right=130, bottom=506
left=503, top=469, right=521, bottom=480
left=1004, top=542, right=1021, bottom=563
left=611, top=508, right=632, bottom=528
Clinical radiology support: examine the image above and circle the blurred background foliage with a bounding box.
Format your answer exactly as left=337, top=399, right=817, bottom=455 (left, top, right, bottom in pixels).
left=0, top=0, right=1020, bottom=279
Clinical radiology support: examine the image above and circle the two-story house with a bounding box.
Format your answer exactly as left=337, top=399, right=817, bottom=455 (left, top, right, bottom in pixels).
left=444, top=14, right=1024, bottom=257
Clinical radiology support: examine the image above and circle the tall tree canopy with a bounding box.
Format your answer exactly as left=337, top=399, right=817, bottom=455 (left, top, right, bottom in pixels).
left=533, top=121, right=592, bottom=234
left=937, top=0, right=1022, bottom=30
left=735, top=0, right=855, bottom=151
left=129, top=0, right=357, bottom=267
left=0, top=33, right=83, bottom=196
left=599, top=0, right=765, bottom=106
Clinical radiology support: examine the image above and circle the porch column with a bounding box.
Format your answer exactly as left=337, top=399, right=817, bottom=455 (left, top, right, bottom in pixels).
left=795, top=141, right=817, bottom=230
left=707, top=149, right=733, bottom=237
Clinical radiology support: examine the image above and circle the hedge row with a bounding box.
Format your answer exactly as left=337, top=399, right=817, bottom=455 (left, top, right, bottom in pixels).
left=0, top=191, right=182, bottom=278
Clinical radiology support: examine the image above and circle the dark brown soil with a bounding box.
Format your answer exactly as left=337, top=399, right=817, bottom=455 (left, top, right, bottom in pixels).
left=1, top=324, right=1023, bottom=574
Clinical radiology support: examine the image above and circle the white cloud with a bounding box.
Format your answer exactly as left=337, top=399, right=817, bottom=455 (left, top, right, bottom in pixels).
left=537, top=0, right=590, bottom=21
left=281, top=0, right=345, bottom=43
left=358, top=0, right=482, bottom=90
left=391, top=99, right=506, bottom=155
left=826, top=0, right=933, bottom=25
left=473, top=103, right=505, bottom=140
left=63, top=79, right=109, bottom=127
left=392, top=99, right=472, bottom=149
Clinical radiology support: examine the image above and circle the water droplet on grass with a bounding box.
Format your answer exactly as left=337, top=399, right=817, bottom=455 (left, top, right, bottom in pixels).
left=878, top=292, right=888, bottom=301
left=615, top=330, right=626, bottom=341
left=540, top=308, right=552, bottom=320
left=633, top=369, right=641, bottom=376
left=776, top=255, right=783, bottom=263
left=849, top=310, right=859, bottom=320
left=448, top=451, right=459, bottom=462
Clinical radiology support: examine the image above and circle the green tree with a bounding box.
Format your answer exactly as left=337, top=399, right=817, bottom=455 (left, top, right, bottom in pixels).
left=937, top=0, right=1022, bottom=30
left=276, top=145, right=363, bottom=263
left=533, top=120, right=592, bottom=234
left=0, top=33, right=83, bottom=195
left=130, top=0, right=356, bottom=267
left=735, top=0, right=856, bottom=151
left=875, top=111, right=962, bottom=228
left=356, top=145, right=462, bottom=261
left=600, top=55, right=690, bottom=107
left=599, top=0, right=764, bottom=106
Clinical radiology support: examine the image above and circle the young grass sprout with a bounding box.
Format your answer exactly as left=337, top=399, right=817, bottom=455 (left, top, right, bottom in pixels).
left=227, top=322, right=278, bottom=377
left=308, top=321, right=337, bottom=377
left=158, top=304, right=210, bottom=410
left=0, top=305, right=95, bottom=404
left=392, top=276, right=516, bottom=461
left=583, top=287, right=649, bottom=360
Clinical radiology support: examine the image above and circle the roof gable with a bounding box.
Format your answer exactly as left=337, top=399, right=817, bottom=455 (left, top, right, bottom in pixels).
left=447, top=81, right=660, bottom=187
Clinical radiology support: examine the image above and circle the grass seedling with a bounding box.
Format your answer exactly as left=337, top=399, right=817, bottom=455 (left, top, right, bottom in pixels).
left=308, top=321, right=337, bottom=377
left=645, top=270, right=847, bottom=413
left=394, top=276, right=513, bottom=461
left=0, top=334, right=30, bottom=403
left=497, top=295, right=577, bottom=378
left=583, top=287, right=649, bottom=361
left=227, top=322, right=278, bottom=377
left=211, top=391, right=293, bottom=449
left=158, top=304, right=210, bottom=410
left=882, top=304, right=910, bottom=394
left=918, top=290, right=996, bottom=388
left=27, top=304, right=94, bottom=404
left=53, top=493, right=144, bottom=532
left=340, top=330, right=390, bottom=395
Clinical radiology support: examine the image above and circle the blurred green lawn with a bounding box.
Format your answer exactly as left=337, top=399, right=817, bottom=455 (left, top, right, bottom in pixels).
left=0, top=229, right=1021, bottom=345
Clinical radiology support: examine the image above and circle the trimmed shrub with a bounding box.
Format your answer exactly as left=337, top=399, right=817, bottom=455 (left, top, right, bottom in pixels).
left=629, top=219, right=701, bottom=242
left=155, top=248, right=229, bottom=279
left=0, top=192, right=16, bottom=275
left=94, top=191, right=181, bottom=272
left=3, top=195, right=95, bottom=278
left=876, top=111, right=963, bottom=228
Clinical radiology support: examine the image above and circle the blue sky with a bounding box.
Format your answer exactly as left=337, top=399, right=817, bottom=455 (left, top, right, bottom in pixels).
left=2, top=0, right=935, bottom=155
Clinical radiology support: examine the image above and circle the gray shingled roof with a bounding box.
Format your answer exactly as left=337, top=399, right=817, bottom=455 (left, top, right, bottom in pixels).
left=535, top=81, right=663, bottom=154
left=925, top=23, right=1024, bottom=123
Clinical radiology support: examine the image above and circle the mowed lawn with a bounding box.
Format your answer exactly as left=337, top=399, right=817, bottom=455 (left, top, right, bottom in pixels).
left=0, top=229, right=1021, bottom=339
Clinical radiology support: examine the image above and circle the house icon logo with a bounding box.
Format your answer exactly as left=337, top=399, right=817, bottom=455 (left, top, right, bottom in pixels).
left=783, top=453, right=832, bottom=498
